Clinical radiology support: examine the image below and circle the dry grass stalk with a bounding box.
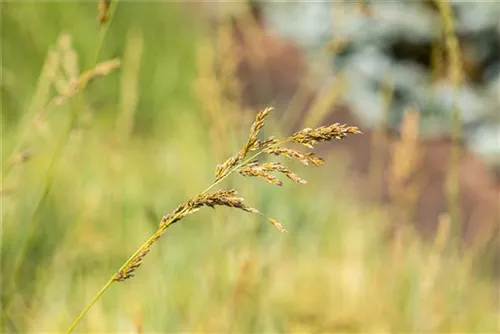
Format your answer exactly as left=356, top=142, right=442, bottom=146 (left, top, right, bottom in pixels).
left=369, top=74, right=393, bottom=199
left=194, top=39, right=226, bottom=159
left=435, top=0, right=464, bottom=236
left=388, top=106, right=421, bottom=199
left=194, top=20, right=243, bottom=161
left=435, top=0, right=463, bottom=86
left=216, top=21, right=242, bottom=111
left=387, top=106, right=423, bottom=236
left=433, top=213, right=451, bottom=253
left=67, top=106, right=360, bottom=332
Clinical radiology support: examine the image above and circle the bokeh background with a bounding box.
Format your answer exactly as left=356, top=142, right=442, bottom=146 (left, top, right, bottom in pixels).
left=1, top=1, right=499, bottom=333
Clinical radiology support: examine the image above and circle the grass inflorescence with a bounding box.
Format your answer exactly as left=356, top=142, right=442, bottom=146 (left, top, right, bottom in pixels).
left=66, top=106, right=361, bottom=332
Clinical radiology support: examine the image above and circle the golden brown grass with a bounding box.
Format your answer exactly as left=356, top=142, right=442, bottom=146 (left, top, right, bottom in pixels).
left=388, top=106, right=422, bottom=225
left=194, top=19, right=244, bottom=162
left=435, top=0, right=465, bottom=237
left=65, top=106, right=361, bottom=333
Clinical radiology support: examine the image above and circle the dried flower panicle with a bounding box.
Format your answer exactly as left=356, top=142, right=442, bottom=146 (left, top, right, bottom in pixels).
left=114, top=107, right=360, bottom=282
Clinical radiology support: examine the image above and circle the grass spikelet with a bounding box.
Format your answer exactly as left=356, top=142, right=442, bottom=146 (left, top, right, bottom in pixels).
left=261, top=162, right=307, bottom=184
left=250, top=137, right=279, bottom=151
left=269, top=218, right=288, bottom=233
left=239, top=163, right=284, bottom=187
left=239, top=161, right=307, bottom=185
left=264, top=147, right=325, bottom=166
left=290, top=123, right=361, bottom=148
left=248, top=107, right=273, bottom=147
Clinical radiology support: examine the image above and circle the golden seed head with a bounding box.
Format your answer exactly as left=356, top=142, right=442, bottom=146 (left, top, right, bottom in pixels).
left=269, top=218, right=287, bottom=233
left=290, top=123, right=361, bottom=148
left=238, top=161, right=307, bottom=186
left=116, top=106, right=360, bottom=282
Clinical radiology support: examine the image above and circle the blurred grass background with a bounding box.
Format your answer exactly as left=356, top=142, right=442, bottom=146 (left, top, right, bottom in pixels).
left=1, top=1, right=499, bottom=333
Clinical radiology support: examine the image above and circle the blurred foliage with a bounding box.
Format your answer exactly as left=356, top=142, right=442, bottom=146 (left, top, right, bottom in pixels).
left=1, top=1, right=499, bottom=333
left=263, top=1, right=500, bottom=164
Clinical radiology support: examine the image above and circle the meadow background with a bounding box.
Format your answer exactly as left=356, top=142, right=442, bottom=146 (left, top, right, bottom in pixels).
left=1, top=1, right=499, bottom=333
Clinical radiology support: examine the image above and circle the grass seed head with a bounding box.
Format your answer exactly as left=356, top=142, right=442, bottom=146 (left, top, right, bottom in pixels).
left=115, top=106, right=360, bottom=283
left=238, top=161, right=307, bottom=185
left=215, top=107, right=274, bottom=181
left=290, top=123, right=361, bottom=148
left=269, top=218, right=287, bottom=233
left=264, top=147, right=325, bottom=166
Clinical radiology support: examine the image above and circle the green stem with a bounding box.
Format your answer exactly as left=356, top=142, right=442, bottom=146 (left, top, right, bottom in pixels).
left=65, top=278, right=114, bottom=334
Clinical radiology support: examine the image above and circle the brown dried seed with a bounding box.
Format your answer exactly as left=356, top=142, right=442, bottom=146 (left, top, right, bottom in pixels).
left=239, top=167, right=283, bottom=186
left=306, top=153, right=325, bottom=166
left=264, top=147, right=324, bottom=167
left=250, top=136, right=279, bottom=151
left=258, top=162, right=307, bottom=185
left=269, top=218, right=287, bottom=233
left=290, top=123, right=361, bottom=148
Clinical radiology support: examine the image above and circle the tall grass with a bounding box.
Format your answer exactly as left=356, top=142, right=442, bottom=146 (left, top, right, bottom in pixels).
left=1, top=1, right=498, bottom=333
